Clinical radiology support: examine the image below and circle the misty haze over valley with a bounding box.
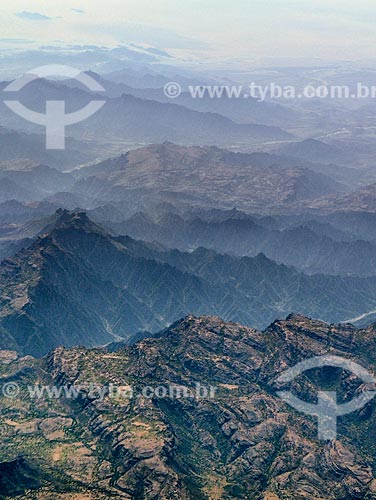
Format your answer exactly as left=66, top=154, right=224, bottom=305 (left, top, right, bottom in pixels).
left=1, top=2, right=376, bottom=499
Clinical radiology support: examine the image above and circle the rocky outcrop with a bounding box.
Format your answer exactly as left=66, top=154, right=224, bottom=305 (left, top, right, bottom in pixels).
left=1, top=315, right=375, bottom=498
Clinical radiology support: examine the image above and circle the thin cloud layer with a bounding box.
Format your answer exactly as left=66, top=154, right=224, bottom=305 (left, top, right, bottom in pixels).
left=16, top=11, right=52, bottom=21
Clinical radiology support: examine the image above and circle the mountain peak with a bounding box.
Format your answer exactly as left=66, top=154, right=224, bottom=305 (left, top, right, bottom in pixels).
left=51, top=209, right=108, bottom=236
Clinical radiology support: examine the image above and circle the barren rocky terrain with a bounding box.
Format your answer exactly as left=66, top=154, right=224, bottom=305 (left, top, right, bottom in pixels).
left=0, top=314, right=375, bottom=499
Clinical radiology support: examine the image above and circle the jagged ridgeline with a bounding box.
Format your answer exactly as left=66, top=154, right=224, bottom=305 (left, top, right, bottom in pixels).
left=0, top=315, right=376, bottom=499
left=2, top=210, right=376, bottom=356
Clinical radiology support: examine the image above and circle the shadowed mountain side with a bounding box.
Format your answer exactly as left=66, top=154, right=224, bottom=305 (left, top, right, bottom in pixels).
left=105, top=210, right=376, bottom=276
left=2, top=211, right=376, bottom=355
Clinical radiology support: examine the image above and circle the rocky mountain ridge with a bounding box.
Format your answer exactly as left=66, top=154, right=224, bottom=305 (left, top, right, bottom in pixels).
left=3, top=210, right=376, bottom=356
left=0, top=314, right=375, bottom=499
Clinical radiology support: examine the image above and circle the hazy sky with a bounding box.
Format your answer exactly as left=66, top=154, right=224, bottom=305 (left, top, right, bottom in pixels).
left=1, top=0, right=376, bottom=61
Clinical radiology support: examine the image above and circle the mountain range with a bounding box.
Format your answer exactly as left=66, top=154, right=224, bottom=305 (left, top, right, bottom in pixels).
left=69, top=70, right=303, bottom=129
left=2, top=210, right=376, bottom=356
left=0, top=79, right=292, bottom=147
left=0, top=126, right=98, bottom=170
left=104, top=207, right=376, bottom=276
left=1, top=314, right=376, bottom=498
left=0, top=162, right=74, bottom=203
left=72, top=142, right=344, bottom=212
left=4, top=37, right=376, bottom=500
